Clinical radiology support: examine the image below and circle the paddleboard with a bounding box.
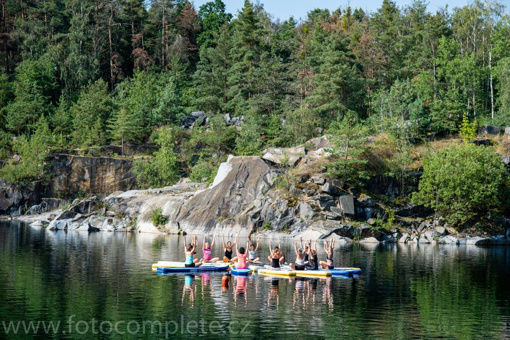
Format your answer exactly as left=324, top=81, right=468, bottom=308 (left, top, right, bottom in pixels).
left=258, top=268, right=296, bottom=277
left=230, top=268, right=251, bottom=276
left=157, top=264, right=229, bottom=274
left=294, top=270, right=332, bottom=278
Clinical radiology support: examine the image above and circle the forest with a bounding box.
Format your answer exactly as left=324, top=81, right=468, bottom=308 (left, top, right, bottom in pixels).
left=0, top=0, right=509, bottom=192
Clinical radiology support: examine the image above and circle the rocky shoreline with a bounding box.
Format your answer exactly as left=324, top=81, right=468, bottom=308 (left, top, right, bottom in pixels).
left=10, top=136, right=510, bottom=247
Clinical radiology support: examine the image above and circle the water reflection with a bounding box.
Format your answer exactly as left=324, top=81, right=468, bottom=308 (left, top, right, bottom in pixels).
left=1, top=222, right=510, bottom=338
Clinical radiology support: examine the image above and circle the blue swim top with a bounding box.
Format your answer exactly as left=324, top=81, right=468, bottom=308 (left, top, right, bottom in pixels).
left=185, top=254, right=194, bottom=265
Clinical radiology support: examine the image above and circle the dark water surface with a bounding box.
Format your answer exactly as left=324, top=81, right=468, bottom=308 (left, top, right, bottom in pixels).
left=1, top=221, right=510, bottom=339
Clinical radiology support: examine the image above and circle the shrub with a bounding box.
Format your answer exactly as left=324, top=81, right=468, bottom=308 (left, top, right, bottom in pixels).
left=151, top=208, right=167, bottom=227
left=413, top=143, right=508, bottom=227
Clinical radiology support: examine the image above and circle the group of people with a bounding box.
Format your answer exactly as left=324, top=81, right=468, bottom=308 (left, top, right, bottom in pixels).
left=267, top=238, right=335, bottom=271
left=183, top=234, right=261, bottom=269
left=184, top=234, right=336, bottom=271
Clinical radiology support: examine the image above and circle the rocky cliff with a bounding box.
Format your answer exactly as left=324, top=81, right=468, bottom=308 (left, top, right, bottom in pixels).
left=48, top=154, right=136, bottom=197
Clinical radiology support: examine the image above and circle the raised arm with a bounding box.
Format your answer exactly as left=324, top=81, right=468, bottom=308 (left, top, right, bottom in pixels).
left=323, top=240, right=328, bottom=253
left=211, top=234, right=215, bottom=249
left=294, top=240, right=299, bottom=256
left=255, top=239, right=259, bottom=251
left=183, top=235, right=187, bottom=251
left=235, top=234, right=240, bottom=255
left=222, top=235, right=226, bottom=250
left=203, top=235, right=206, bottom=250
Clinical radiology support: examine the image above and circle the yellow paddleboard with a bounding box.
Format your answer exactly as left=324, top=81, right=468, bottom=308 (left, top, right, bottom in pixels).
left=295, top=270, right=332, bottom=278
left=258, top=268, right=296, bottom=277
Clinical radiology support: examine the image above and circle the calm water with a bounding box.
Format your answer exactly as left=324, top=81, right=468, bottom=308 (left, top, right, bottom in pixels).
left=1, top=221, right=510, bottom=339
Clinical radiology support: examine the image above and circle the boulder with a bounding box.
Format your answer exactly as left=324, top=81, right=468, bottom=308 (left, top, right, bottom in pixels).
left=339, top=195, right=355, bottom=215
left=191, top=111, right=205, bottom=117
left=382, top=234, right=397, bottom=243
left=299, top=202, right=315, bottom=221
left=359, top=237, right=380, bottom=244
left=321, top=179, right=345, bottom=196
left=311, top=176, right=325, bottom=185
left=505, top=127, right=510, bottom=135
left=466, top=236, right=487, bottom=245
left=418, top=237, right=430, bottom=244
left=503, top=156, right=510, bottom=167
left=478, top=125, right=501, bottom=136
left=195, top=115, right=206, bottom=126
left=473, top=138, right=492, bottom=146
left=305, top=136, right=333, bottom=150
left=399, top=233, right=409, bottom=243
left=297, top=174, right=310, bottom=183
left=434, top=226, right=446, bottom=235
left=438, top=235, right=459, bottom=245
left=262, top=147, right=305, bottom=167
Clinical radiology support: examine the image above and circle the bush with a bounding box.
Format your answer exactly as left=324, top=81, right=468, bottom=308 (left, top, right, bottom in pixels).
left=413, top=143, right=508, bottom=227
left=151, top=208, right=167, bottom=227
left=189, top=158, right=218, bottom=185
left=133, top=126, right=180, bottom=188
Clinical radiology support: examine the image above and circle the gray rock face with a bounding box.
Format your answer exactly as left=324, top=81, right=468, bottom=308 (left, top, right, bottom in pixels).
left=48, top=154, right=136, bottom=198
left=399, top=233, right=409, bottom=243
left=175, top=156, right=277, bottom=235
left=339, top=195, right=355, bottom=215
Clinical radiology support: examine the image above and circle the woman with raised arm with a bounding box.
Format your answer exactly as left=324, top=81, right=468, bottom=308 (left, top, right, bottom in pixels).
left=301, top=238, right=310, bottom=262
left=222, top=235, right=236, bottom=262
left=289, top=239, right=307, bottom=270
left=247, top=237, right=260, bottom=263
left=266, top=240, right=283, bottom=269
left=183, top=235, right=201, bottom=267
left=234, top=234, right=248, bottom=269
left=320, top=239, right=335, bottom=269
left=305, top=241, right=319, bottom=270
left=201, top=234, right=219, bottom=263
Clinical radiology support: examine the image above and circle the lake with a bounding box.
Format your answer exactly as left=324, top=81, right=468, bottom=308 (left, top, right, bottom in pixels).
left=1, top=221, right=510, bottom=339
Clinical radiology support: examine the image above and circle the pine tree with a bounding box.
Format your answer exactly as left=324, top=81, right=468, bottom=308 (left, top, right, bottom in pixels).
left=108, top=109, right=143, bottom=155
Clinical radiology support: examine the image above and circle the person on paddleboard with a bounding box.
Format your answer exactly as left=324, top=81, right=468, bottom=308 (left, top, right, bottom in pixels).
left=305, top=241, right=319, bottom=271
left=222, top=235, right=236, bottom=262
left=289, top=239, right=308, bottom=270
left=201, top=234, right=219, bottom=263
left=183, top=235, right=202, bottom=267
left=320, top=239, right=335, bottom=269
left=247, top=237, right=260, bottom=263
left=266, top=240, right=283, bottom=268
left=235, top=235, right=248, bottom=269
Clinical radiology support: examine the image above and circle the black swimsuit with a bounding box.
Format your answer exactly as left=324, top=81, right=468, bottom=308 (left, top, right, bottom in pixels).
left=224, top=249, right=233, bottom=260
left=271, top=258, right=280, bottom=268
left=305, top=255, right=318, bottom=270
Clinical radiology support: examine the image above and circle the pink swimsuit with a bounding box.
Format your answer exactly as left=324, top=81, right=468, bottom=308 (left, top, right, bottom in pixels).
left=237, top=253, right=247, bottom=269
left=203, top=248, right=212, bottom=261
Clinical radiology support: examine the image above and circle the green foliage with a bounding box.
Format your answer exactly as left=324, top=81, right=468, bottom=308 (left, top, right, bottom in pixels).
left=327, top=113, right=370, bottom=186
left=151, top=208, right=167, bottom=227
left=0, top=115, right=52, bottom=184
left=189, top=157, right=218, bottom=185
left=262, top=221, right=272, bottom=230
left=413, top=143, right=508, bottom=227
left=459, top=115, right=478, bottom=143
left=71, top=79, right=111, bottom=148
left=133, top=127, right=180, bottom=188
